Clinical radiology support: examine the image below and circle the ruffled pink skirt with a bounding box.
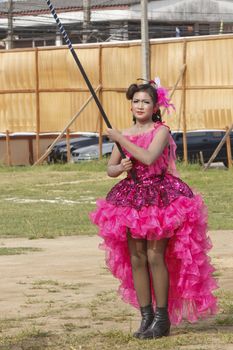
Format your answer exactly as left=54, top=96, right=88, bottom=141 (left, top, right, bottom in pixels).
left=90, top=174, right=218, bottom=325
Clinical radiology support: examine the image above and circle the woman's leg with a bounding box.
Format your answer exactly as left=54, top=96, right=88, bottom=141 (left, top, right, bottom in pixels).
left=127, top=232, right=151, bottom=306
left=127, top=232, right=154, bottom=338
left=147, top=238, right=169, bottom=307
left=139, top=238, right=170, bottom=339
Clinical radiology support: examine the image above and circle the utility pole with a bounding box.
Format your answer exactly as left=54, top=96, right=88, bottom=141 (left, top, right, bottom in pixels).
left=82, top=0, right=91, bottom=43
left=141, top=0, right=150, bottom=80
left=6, top=0, right=13, bottom=49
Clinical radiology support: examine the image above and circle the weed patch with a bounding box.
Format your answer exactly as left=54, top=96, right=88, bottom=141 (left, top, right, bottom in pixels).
left=0, top=247, right=42, bottom=255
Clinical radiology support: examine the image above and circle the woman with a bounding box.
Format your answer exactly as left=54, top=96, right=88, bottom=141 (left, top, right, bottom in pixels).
left=90, top=81, right=218, bottom=339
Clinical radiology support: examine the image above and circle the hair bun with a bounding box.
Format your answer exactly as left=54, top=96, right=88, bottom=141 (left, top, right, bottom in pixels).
left=126, top=84, right=138, bottom=100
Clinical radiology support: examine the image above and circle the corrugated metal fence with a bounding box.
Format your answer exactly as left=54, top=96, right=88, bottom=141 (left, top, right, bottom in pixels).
left=0, top=35, right=232, bottom=234
left=0, top=34, right=233, bottom=134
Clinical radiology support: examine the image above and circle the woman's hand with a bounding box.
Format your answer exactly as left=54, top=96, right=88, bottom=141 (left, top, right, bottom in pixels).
left=120, top=157, right=133, bottom=172
left=106, top=128, right=122, bottom=143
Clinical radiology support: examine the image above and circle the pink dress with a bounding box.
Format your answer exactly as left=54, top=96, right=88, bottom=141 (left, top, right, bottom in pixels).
left=90, top=122, right=218, bottom=325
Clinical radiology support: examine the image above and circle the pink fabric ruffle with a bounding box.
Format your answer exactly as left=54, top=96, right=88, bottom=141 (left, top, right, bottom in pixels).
left=90, top=194, right=218, bottom=325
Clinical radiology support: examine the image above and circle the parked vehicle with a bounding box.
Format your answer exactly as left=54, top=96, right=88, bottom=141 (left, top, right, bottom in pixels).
left=71, top=141, right=114, bottom=162
left=171, top=129, right=233, bottom=166
left=47, top=129, right=233, bottom=166
left=47, top=133, right=110, bottom=163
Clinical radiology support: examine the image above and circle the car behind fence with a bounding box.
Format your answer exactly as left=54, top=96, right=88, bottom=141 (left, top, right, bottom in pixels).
left=172, top=129, right=233, bottom=166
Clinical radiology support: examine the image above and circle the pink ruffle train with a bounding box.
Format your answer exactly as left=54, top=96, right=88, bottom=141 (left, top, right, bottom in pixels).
left=90, top=122, right=218, bottom=325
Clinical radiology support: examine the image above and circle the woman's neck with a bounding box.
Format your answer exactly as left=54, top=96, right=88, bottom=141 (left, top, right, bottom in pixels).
left=135, top=120, right=154, bottom=130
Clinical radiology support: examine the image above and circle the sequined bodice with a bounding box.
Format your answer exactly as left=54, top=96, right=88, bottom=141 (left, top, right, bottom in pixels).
left=123, top=122, right=175, bottom=180
left=106, top=122, right=193, bottom=209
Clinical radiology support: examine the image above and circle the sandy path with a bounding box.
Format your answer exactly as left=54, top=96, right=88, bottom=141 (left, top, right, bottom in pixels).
left=0, top=231, right=232, bottom=343
left=0, top=235, right=115, bottom=318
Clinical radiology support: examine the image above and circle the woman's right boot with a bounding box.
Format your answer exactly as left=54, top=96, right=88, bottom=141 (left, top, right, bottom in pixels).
left=139, top=306, right=170, bottom=339
left=133, top=304, right=154, bottom=338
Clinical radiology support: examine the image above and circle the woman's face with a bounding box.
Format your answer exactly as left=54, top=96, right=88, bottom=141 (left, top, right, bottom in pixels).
left=131, top=91, right=155, bottom=122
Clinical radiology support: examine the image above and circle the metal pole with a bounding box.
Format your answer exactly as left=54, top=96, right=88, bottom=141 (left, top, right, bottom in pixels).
left=141, top=0, right=150, bottom=80
left=83, top=0, right=91, bottom=43
left=6, top=0, right=13, bottom=49
left=45, top=1, right=138, bottom=183
left=45, top=1, right=123, bottom=153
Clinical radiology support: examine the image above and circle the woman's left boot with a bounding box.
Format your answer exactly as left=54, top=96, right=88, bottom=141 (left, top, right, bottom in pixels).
left=139, top=306, right=170, bottom=339
left=133, top=304, right=154, bottom=338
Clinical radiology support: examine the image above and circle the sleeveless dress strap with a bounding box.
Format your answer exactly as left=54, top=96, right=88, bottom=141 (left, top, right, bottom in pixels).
left=168, top=134, right=179, bottom=177
left=153, top=122, right=179, bottom=177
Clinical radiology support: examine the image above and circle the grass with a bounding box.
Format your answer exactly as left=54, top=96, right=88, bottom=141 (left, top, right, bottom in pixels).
left=0, top=161, right=232, bottom=348
left=0, top=162, right=110, bottom=238
left=0, top=247, right=42, bottom=255
left=0, top=273, right=232, bottom=350
left=0, top=161, right=232, bottom=238
left=32, top=279, right=90, bottom=291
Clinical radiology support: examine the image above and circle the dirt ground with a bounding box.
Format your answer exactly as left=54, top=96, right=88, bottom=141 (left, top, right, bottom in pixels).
left=0, top=231, right=233, bottom=349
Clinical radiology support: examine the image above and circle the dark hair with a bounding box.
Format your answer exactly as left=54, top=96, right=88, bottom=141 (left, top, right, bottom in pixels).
left=126, top=83, right=162, bottom=124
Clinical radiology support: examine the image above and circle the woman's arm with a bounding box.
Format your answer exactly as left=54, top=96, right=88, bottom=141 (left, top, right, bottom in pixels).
left=107, top=144, right=133, bottom=178
left=107, top=126, right=169, bottom=166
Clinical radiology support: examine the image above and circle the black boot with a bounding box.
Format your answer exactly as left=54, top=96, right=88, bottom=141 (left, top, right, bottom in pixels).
left=133, top=304, right=154, bottom=338
left=139, top=306, right=170, bottom=339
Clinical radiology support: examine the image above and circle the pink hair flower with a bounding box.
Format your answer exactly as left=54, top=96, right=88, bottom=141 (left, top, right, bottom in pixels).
left=152, top=77, right=175, bottom=113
